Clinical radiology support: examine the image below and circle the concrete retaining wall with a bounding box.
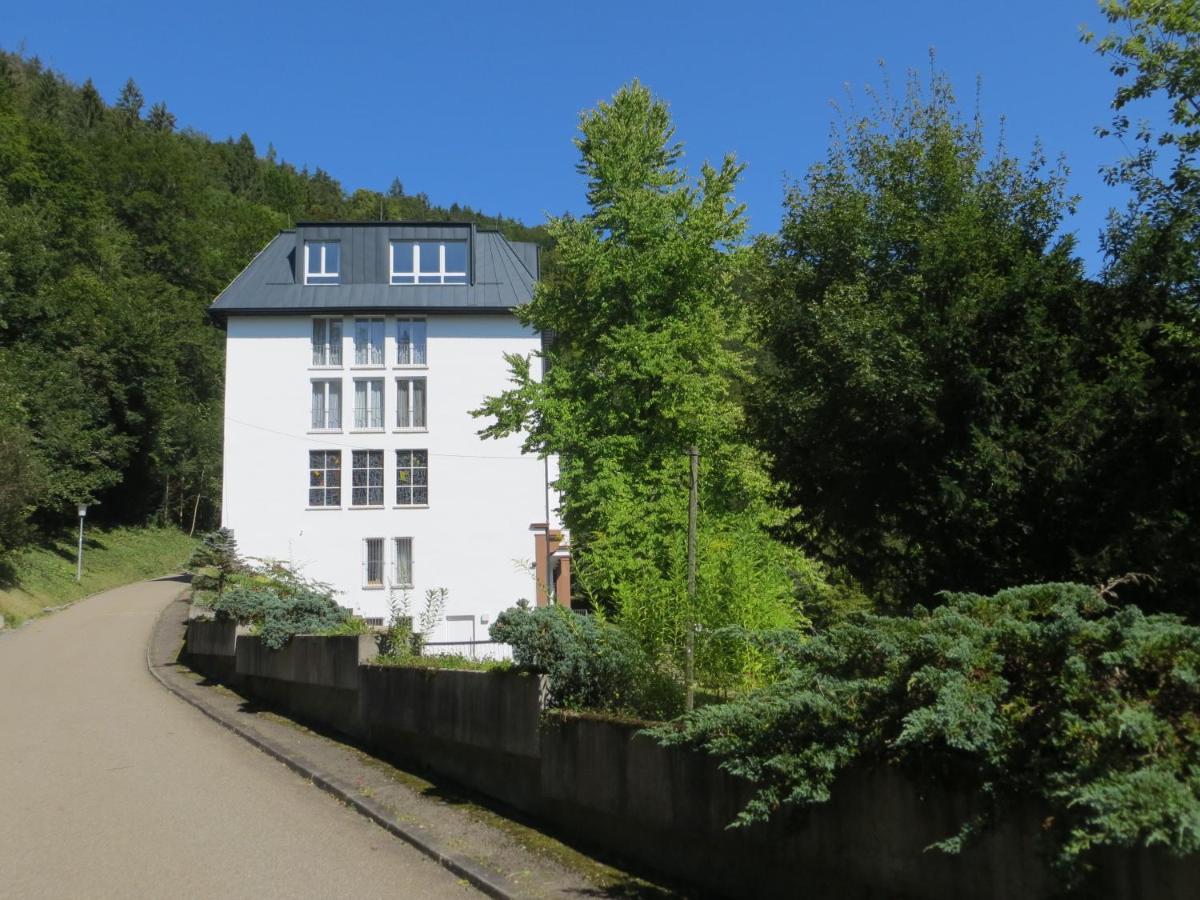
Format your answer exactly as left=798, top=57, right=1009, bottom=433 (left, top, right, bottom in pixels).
left=359, top=665, right=546, bottom=809
left=183, top=619, right=243, bottom=682
left=185, top=619, right=240, bottom=657
left=181, top=619, right=1200, bottom=899
left=235, top=634, right=374, bottom=690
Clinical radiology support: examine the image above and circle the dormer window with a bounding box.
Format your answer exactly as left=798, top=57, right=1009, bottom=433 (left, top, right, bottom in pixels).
left=390, top=240, right=467, bottom=285
left=305, top=241, right=340, bottom=285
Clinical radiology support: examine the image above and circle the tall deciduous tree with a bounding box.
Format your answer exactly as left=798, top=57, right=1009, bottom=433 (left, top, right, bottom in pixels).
left=750, top=70, right=1104, bottom=605
left=475, top=82, right=825, bottom=685
left=1075, top=1, right=1200, bottom=613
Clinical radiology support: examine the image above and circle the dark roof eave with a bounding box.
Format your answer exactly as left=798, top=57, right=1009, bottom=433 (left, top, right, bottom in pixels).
left=208, top=305, right=523, bottom=321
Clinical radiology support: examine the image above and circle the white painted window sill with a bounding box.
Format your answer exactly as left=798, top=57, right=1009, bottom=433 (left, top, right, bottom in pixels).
left=309, top=365, right=344, bottom=371
left=308, top=429, right=343, bottom=435
left=362, top=585, right=385, bottom=591
left=349, top=429, right=385, bottom=434
left=348, top=505, right=386, bottom=511
left=305, top=506, right=342, bottom=511
left=393, top=428, right=428, bottom=434
left=394, top=364, right=429, bottom=370
left=350, top=365, right=386, bottom=371
left=392, top=505, right=430, bottom=510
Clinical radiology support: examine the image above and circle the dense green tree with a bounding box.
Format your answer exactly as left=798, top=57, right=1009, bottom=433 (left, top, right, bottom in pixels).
left=475, top=82, right=828, bottom=687
left=749, top=71, right=1108, bottom=605
left=0, top=378, right=44, bottom=551
left=1069, top=1, right=1200, bottom=613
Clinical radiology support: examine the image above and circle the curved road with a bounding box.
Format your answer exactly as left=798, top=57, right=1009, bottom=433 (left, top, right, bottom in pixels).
left=0, top=579, right=476, bottom=899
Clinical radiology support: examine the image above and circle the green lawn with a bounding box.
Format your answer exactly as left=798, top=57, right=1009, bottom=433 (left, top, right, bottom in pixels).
left=0, top=525, right=197, bottom=629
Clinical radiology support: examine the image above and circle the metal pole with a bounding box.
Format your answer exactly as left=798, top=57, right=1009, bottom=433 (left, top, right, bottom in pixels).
left=686, top=446, right=698, bottom=712
left=543, top=455, right=553, bottom=605
left=76, top=514, right=84, bottom=583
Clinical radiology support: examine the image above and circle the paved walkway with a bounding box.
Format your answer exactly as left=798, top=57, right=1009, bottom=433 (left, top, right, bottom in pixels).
left=0, top=578, right=476, bottom=899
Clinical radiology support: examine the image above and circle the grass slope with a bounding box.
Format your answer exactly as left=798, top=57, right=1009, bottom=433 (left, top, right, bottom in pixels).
left=0, top=525, right=197, bottom=628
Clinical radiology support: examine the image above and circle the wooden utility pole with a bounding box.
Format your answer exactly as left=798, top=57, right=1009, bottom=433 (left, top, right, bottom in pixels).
left=686, top=445, right=698, bottom=712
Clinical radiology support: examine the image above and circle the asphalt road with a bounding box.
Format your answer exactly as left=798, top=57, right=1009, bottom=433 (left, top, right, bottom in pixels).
left=0, top=578, right=477, bottom=899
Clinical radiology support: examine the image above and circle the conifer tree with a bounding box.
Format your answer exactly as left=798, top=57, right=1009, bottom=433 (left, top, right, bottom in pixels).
left=146, top=101, right=175, bottom=132
left=77, top=78, right=103, bottom=127
left=115, top=77, right=143, bottom=122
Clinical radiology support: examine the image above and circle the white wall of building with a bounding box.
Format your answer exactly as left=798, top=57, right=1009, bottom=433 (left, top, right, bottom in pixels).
left=222, top=313, right=555, bottom=646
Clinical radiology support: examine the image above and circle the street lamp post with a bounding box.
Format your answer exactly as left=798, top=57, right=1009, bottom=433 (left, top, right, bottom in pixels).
left=76, top=503, right=88, bottom=583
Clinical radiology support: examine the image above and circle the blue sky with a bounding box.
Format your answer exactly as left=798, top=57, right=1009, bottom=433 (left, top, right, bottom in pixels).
left=5, top=1, right=1132, bottom=271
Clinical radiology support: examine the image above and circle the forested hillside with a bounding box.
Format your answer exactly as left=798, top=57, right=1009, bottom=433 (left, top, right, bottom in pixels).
left=0, top=51, right=549, bottom=549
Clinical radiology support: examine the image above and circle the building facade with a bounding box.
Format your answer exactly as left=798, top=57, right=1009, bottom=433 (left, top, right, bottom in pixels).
left=211, top=223, right=567, bottom=644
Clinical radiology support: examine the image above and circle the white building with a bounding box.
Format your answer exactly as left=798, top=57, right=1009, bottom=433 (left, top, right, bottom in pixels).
left=211, top=222, right=570, bottom=646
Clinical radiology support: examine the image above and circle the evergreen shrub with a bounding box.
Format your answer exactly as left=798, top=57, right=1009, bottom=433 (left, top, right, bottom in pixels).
left=491, top=603, right=682, bottom=719
left=654, top=582, right=1200, bottom=875
left=211, top=560, right=350, bottom=649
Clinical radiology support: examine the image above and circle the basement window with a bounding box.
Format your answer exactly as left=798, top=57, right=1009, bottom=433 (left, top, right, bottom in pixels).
left=394, top=537, right=414, bottom=588
left=363, top=537, right=384, bottom=588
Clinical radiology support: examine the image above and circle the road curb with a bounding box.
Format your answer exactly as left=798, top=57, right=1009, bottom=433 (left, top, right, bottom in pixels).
left=145, top=593, right=521, bottom=900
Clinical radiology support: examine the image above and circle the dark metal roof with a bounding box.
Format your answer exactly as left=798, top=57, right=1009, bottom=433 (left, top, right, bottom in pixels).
left=209, top=222, right=538, bottom=318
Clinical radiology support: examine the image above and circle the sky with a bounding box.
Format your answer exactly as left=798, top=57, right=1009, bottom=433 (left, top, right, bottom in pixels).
left=4, top=1, right=1137, bottom=272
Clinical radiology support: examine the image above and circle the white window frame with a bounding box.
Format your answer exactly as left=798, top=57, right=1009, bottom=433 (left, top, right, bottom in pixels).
left=395, top=377, right=427, bottom=431
left=393, top=537, right=414, bottom=589
left=363, top=537, right=385, bottom=589
left=352, top=378, right=384, bottom=431
left=395, top=317, right=428, bottom=366
left=308, top=450, right=341, bottom=508
left=389, top=241, right=467, bottom=285
left=351, top=449, right=385, bottom=508
left=304, top=241, right=340, bottom=285
left=310, top=379, right=342, bottom=432
left=353, top=317, right=385, bottom=367
left=395, top=449, right=429, bottom=507
left=311, top=317, right=343, bottom=367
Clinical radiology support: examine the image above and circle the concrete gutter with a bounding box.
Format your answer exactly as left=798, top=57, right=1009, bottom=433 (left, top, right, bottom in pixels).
left=145, top=592, right=522, bottom=900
